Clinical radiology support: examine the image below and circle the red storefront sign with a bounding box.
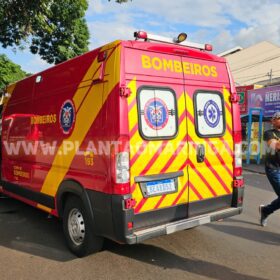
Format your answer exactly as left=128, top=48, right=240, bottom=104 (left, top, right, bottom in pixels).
left=236, top=85, right=254, bottom=115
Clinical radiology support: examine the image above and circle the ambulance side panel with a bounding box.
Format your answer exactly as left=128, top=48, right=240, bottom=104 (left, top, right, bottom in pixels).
left=1, top=42, right=123, bottom=221
left=2, top=78, right=36, bottom=207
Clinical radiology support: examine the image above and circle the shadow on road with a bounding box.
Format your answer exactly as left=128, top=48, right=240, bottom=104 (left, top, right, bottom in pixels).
left=225, top=217, right=260, bottom=227
left=106, top=241, right=268, bottom=280
left=0, top=197, right=74, bottom=261
left=207, top=222, right=280, bottom=246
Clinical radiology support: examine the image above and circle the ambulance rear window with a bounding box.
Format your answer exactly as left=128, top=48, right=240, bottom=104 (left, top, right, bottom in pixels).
left=137, top=87, right=178, bottom=140
left=194, top=91, right=226, bottom=137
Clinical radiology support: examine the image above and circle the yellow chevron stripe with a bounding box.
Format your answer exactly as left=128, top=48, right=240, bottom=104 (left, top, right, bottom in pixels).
left=127, top=79, right=144, bottom=154
left=188, top=160, right=229, bottom=199
left=208, top=141, right=233, bottom=174
left=188, top=150, right=229, bottom=197
left=41, top=43, right=121, bottom=196
left=159, top=176, right=187, bottom=208
left=131, top=93, right=186, bottom=175
left=188, top=168, right=213, bottom=198
left=187, top=128, right=232, bottom=190
left=131, top=84, right=234, bottom=211
left=128, top=90, right=187, bottom=175
left=130, top=91, right=189, bottom=212
left=223, top=87, right=233, bottom=131
left=189, top=188, right=202, bottom=202
left=140, top=195, right=162, bottom=212
left=185, top=93, right=232, bottom=197
left=127, top=78, right=137, bottom=106
left=221, top=86, right=234, bottom=162
left=129, top=107, right=139, bottom=137
left=176, top=176, right=190, bottom=204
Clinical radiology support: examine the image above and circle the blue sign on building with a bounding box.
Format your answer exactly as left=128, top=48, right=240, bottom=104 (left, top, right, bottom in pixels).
left=248, top=85, right=280, bottom=117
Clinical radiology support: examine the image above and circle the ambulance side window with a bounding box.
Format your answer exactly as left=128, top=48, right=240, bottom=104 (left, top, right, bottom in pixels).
left=8, top=117, right=31, bottom=140
left=194, top=91, right=226, bottom=137
left=137, top=87, right=178, bottom=140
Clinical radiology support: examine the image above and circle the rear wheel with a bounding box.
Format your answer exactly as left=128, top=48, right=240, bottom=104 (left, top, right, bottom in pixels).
left=63, top=196, right=104, bottom=257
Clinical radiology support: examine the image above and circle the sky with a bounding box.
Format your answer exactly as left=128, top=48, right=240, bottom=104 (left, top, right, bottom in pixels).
left=1, top=0, right=280, bottom=74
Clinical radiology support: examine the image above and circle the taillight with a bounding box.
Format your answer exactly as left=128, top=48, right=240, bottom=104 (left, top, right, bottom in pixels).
left=124, top=198, right=136, bottom=209
left=111, top=136, right=130, bottom=195
left=127, top=222, right=133, bottom=230
left=116, top=152, right=130, bottom=183
left=233, top=131, right=242, bottom=177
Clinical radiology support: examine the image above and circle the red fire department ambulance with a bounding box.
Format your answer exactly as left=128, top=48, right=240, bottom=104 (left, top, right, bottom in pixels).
left=1, top=31, right=244, bottom=257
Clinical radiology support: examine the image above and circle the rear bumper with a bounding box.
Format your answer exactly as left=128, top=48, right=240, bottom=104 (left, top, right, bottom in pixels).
left=125, top=206, right=242, bottom=244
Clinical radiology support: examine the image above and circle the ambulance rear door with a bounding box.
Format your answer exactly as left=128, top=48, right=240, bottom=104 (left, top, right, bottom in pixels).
left=124, top=45, right=190, bottom=228
left=182, top=56, right=234, bottom=217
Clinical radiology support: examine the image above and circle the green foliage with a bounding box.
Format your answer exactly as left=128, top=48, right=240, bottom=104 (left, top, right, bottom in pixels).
left=0, top=54, right=27, bottom=92
left=0, top=0, right=90, bottom=64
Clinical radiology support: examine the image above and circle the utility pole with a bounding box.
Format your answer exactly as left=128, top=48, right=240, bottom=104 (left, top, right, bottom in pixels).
left=267, top=69, right=273, bottom=85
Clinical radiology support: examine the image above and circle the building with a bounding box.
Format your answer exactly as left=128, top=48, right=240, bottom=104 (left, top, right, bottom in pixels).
left=219, top=41, right=280, bottom=163
left=219, top=41, right=280, bottom=87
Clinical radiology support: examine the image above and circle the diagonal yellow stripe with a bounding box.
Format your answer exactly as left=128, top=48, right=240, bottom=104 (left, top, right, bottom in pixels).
left=37, top=204, right=52, bottom=213
left=41, top=43, right=121, bottom=196
left=2, top=83, right=17, bottom=113
left=73, top=47, right=117, bottom=111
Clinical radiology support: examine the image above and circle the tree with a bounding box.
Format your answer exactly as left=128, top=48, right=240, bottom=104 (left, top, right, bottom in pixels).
left=0, top=0, right=89, bottom=64
left=0, top=54, right=28, bottom=92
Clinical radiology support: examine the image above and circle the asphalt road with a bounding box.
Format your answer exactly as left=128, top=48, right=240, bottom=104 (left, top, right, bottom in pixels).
left=0, top=171, right=279, bottom=280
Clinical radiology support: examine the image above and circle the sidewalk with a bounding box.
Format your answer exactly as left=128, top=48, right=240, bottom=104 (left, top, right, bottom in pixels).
left=243, top=162, right=265, bottom=174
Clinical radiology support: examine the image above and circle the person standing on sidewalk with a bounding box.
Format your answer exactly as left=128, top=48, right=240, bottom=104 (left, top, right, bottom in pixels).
left=259, top=112, right=280, bottom=226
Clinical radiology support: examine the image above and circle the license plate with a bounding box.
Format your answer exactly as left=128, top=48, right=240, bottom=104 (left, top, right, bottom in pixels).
left=146, top=179, right=176, bottom=196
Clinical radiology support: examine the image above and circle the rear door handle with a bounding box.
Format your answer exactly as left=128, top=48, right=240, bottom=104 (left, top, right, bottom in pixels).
left=197, top=144, right=205, bottom=163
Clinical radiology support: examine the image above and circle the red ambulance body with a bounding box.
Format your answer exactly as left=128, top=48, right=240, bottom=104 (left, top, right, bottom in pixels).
left=1, top=32, right=244, bottom=257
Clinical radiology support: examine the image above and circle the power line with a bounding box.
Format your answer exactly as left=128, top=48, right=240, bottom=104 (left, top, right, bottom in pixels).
left=236, top=73, right=268, bottom=79
left=236, top=68, right=280, bottom=83
left=231, top=54, right=280, bottom=73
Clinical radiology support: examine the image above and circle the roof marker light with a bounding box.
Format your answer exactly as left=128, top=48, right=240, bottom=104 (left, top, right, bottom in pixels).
left=133, top=31, right=212, bottom=51
left=134, top=31, right=148, bottom=40
left=174, top=33, right=187, bottom=43
left=205, top=44, right=213, bottom=52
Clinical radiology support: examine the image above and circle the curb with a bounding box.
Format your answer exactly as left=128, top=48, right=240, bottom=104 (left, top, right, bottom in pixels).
left=243, top=167, right=265, bottom=175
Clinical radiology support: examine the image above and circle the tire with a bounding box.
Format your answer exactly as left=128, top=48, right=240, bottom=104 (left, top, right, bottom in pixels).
left=63, top=196, right=104, bottom=257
